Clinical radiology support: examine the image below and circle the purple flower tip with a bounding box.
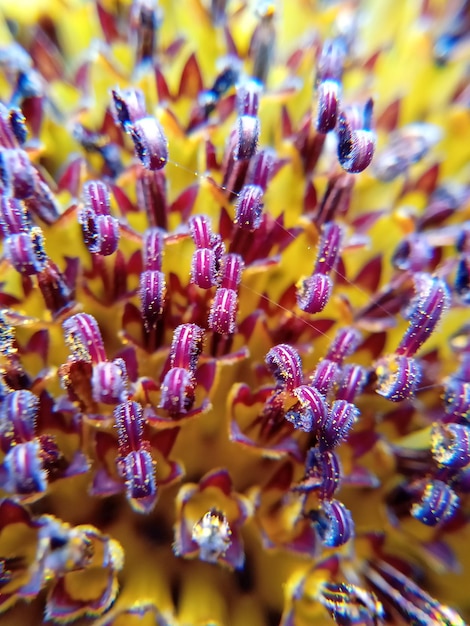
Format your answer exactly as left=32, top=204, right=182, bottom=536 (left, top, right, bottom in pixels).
left=337, top=103, right=376, bottom=173
left=236, top=79, right=262, bottom=117
left=91, top=358, right=128, bottom=404
left=139, top=269, right=166, bottom=330
left=123, top=449, right=157, bottom=513
left=208, top=288, right=238, bottom=335
left=319, top=399, right=359, bottom=450
left=309, top=359, right=340, bottom=397
left=83, top=180, right=111, bottom=215
left=317, top=38, right=346, bottom=84
left=170, top=324, right=204, bottom=373
left=296, top=273, right=333, bottom=314
left=235, top=184, right=264, bottom=231
left=0, top=196, right=31, bottom=237
left=396, top=274, right=450, bottom=358
left=111, top=87, right=147, bottom=130
left=325, top=326, right=362, bottom=364
left=62, top=313, right=107, bottom=364
left=375, top=354, right=422, bottom=402
left=265, top=343, right=303, bottom=391
left=310, top=498, right=354, bottom=547
left=1, top=389, right=39, bottom=442
left=431, top=423, right=470, bottom=470
left=411, top=479, right=459, bottom=526
left=191, top=247, right=218, bottom=289
left=443, top=378, right=470, bottom=421
left=143, top=227, right=165, bottom=272
left=78, top=207, right=120, bottom=256
left=0, top=148, right=36, bottom=198
left=316, top=80, right=340, bottom=134
left=234, top=115, right=260, bottom=160
left=4, top=440, right=48, bottom=496
left=114, top=401, right=144, bottom=456
left=5, top=227, right=48, bottom=275
left=286, top=385, right=328, bottom=433
left=219, top=254, right=244, bottom=290
left=159, top=367, right=196, bottom=416
left=130, top=117, right=168, bottom=170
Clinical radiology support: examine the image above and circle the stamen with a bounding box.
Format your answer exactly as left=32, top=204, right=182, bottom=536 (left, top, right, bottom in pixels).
left=309, top=498, right=354, bottom=547
left=296, top=273, right=333, bottom=314
left=208, top=288, right=238, bottom=335
left=91, top=358, right=128, bottom=404
left=431, top=423, right=470, bottom=470
left=129, top=117, right=169, bottom=170
left=396, top=275, right=450, bottom=357
left=319, top=399, right=358, bottom=451
left=375, top=354, right=422, bottom=402
left=337, top=100, right=376, bottom=173
left=114, top=400, right=144, bottom=456
left=325, top=326, right=362, bottom=363
left=234, top=184, right=264, bottom=231
left=159, top=367, right=196, bottom=416
left=191, top=248, right=218, bottom=289
left=0, top=389, right=38, bottom=443
left=169, top=324, right=204, bottom=373
left=62, top=313, right=107, bottom=364
left=285, top=385, right=328, bottom=433
left=265, top=344, right=303, bottom=391
left=123, top=448, right=157, bottom=513
left=410, top=478, right=459, bottom=526
left=139, top=269, right=166, bottom=330
left=4, top=227, right=48, bottom=275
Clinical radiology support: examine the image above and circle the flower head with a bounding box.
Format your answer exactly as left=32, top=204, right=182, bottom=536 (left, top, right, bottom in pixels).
left=0, top=0, right=469, bottom=624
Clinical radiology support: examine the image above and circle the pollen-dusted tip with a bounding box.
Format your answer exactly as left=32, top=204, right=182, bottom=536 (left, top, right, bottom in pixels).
left=130, top=117, right=169, bottom=170
left=315, top=80, right=340, bottom=134
left=159, top=367, right=196, bottom=416
left=191, top=247, right=218, bottom=289
left=123, top=448, right=158, bottom=513
left=234, top=115, right=260, bottom=161
left=265, top=343, right=303, bottom=391
left=318, top=399, right=359, bottom=451
left=170, top=323, right=204, bottom=373
left=235, top=184, right=264, bottom=231
left=208, top=287, right=239, bottom=335
left=309, top=498, right=354, bottom=548
left=4, top=227, right=48, bottom=275
left=337, top=102, right=376, bottom=173
left=91, top=358, right=128, bottom=405
left=111, top=87, right=147, bottom=130
left=139, top=269, right=166, bottom=330
left=410, top=478, right=459, bottom=526
left=114, top=400, right=145, bottom=456
left=296, top=273, right=333, bottom=314
left=375, top=354, right=421, bottom=402
left=0, top=196, right=31, bottom=237
left=431, top=423, right=470, bottom=470
left=285, top=385, right=328, bottom=433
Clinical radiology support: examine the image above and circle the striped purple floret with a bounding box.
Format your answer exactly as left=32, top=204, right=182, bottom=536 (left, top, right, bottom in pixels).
left=396, top=274, right=450, bottom=358
left=208, top=288, right=238, bottom=335
left=265, top=344, right=303, bottom=391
